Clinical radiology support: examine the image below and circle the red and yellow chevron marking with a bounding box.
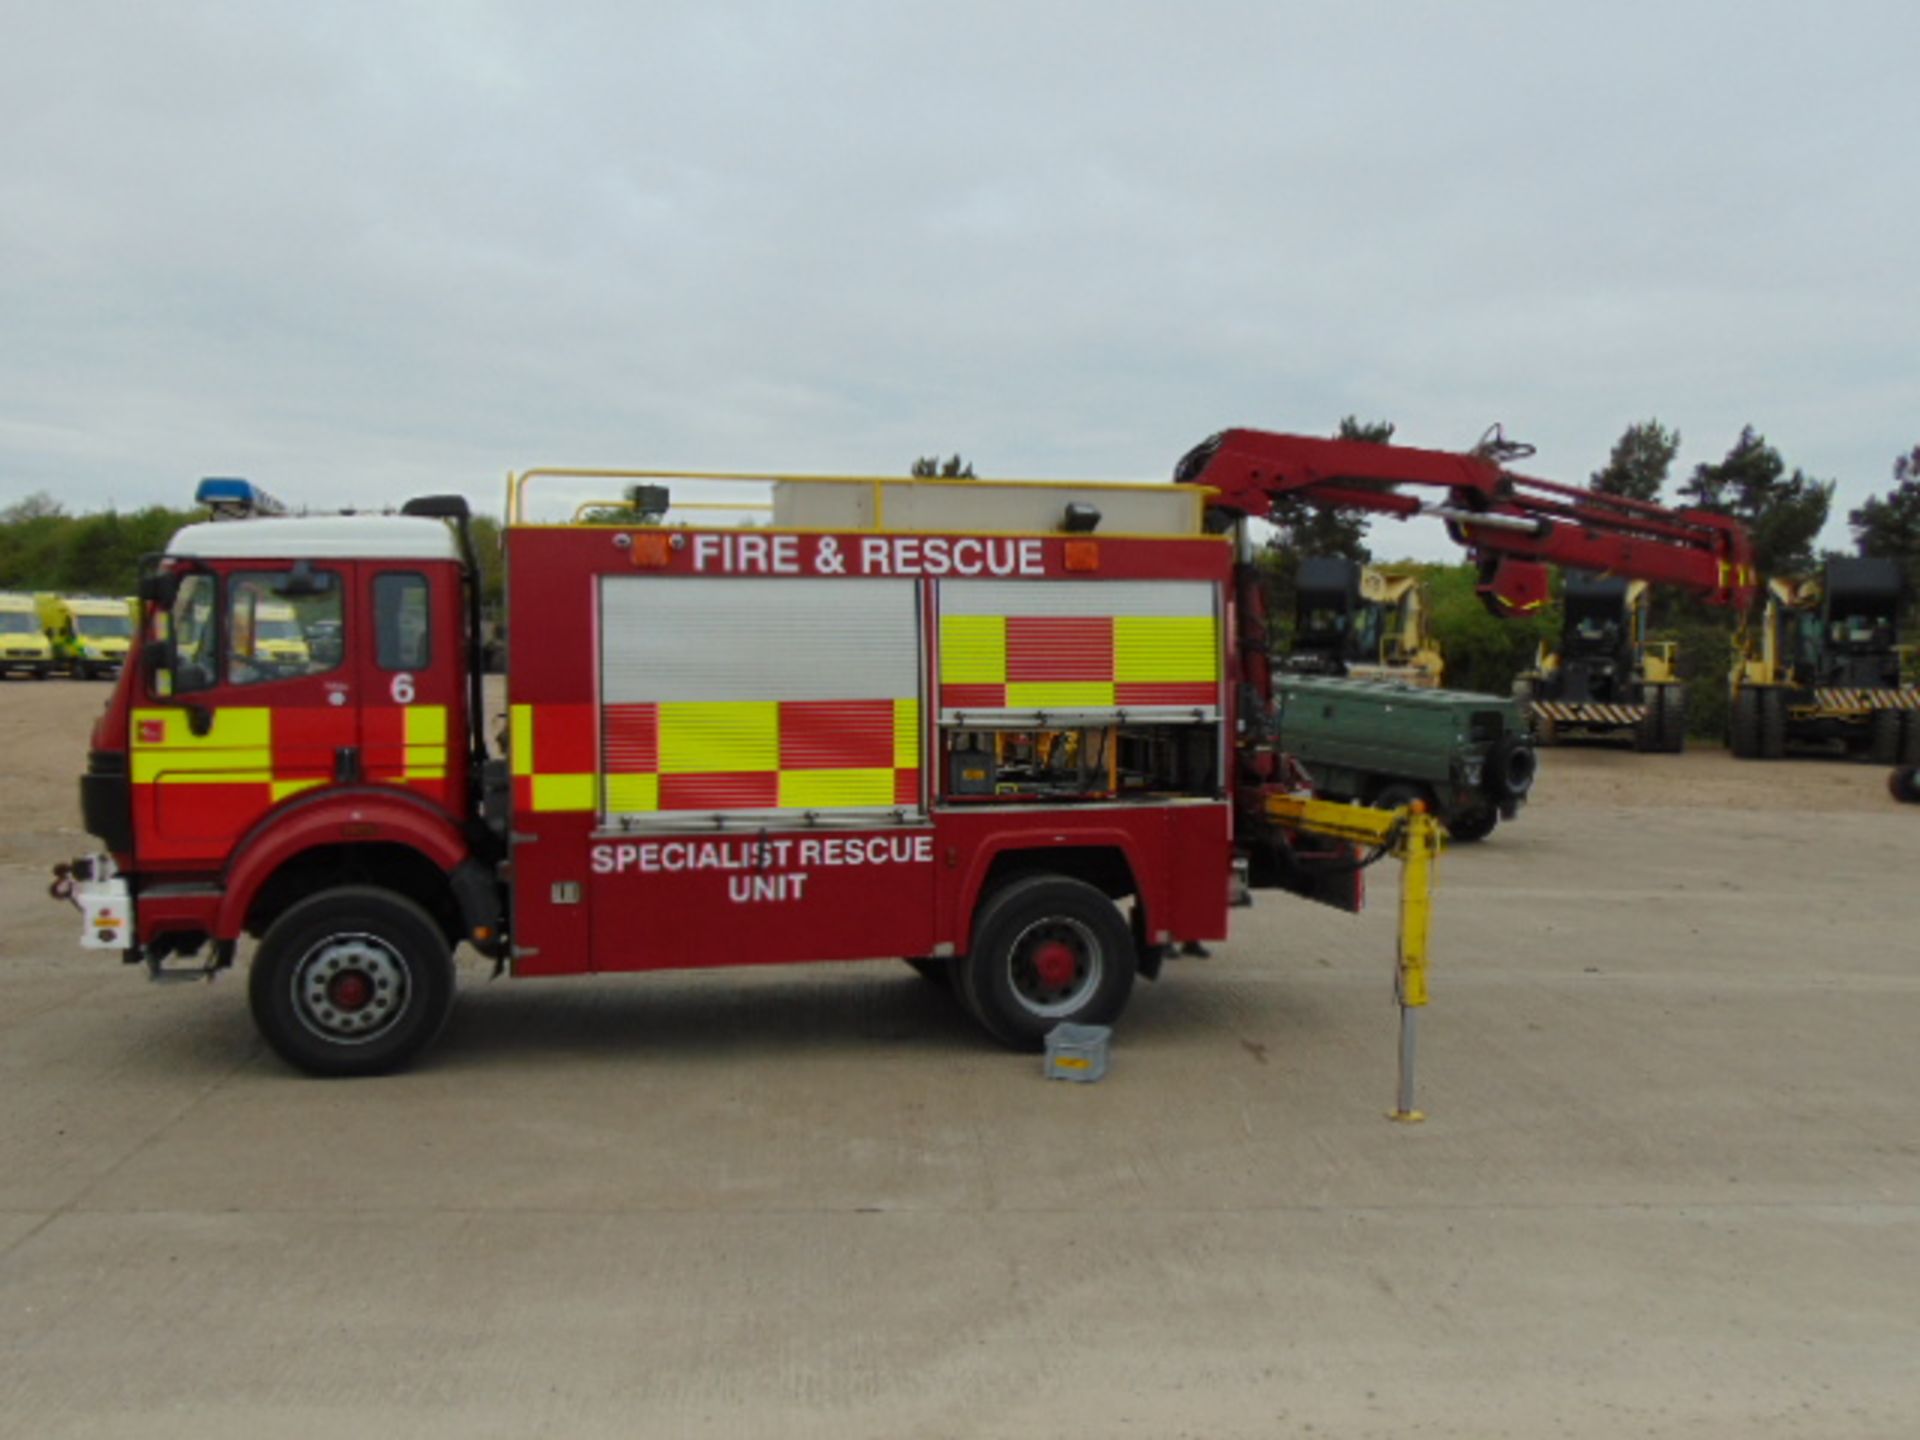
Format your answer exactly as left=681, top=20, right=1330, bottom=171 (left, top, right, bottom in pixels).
left=129, top=704, right=452, bottom=812
left=939, top=613, right=1217, bottom=710
left=511, top=701, right=597, bottom=812
left=512, top=699, right=923, bottom=814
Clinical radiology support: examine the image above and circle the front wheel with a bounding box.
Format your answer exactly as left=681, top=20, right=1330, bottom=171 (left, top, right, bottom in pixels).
left=958, top=875, right=1135, bottom=1051
left=248, top=886, right=456, bottom=1077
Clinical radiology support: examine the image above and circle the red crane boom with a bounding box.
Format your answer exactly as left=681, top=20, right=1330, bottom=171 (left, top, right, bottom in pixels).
left=1174, top=427, right=1756, bottom=615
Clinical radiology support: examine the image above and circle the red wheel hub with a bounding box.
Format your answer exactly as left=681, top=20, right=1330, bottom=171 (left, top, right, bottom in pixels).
left=1032, top=940, right=1078, bottom=990
left=328, top=971, right=374, bottom=1011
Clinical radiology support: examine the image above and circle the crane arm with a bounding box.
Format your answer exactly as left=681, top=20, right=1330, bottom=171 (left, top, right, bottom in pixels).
left=1175, top=427, right=1756, bottom=614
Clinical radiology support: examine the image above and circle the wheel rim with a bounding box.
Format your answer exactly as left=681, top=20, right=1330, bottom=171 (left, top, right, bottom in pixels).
left=1006, top=916, right=1102, bottom=1017
left=290, top=933, right=411, bottom=1045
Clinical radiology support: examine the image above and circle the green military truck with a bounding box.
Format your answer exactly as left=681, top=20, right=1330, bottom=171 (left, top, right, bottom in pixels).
left=1276, top=675, right=1538, bottom=842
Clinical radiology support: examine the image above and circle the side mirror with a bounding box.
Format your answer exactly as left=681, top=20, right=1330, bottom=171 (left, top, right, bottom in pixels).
left=137, top=571, right=181, bottom=610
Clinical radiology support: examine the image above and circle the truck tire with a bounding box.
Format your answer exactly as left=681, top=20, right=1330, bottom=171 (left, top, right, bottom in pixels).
left=1729, top=687, right=1761, bottom=758
left=1634, top=701, right=1662, bottom=753
left=1488, top=734, right=1536, bottom=802
left=1869, top=709, right=1902, bottom=765
left=248, top=886, right=456, bottom=1077
left=957, top=875, right=1135, bottom=1051
left=1659, top=684, right=1688, bottom=753
left=1446, top=808, right=1498, bottom=842
left=1759, top=689, right=1787, bottom=760
left=1891, top=765, right=1920, bottom=805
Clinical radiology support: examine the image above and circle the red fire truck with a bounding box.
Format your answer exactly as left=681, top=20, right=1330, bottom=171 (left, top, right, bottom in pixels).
left=60, top=429, right=1741, bottom=1077
left=59, top=464, right=1340, bottom=1074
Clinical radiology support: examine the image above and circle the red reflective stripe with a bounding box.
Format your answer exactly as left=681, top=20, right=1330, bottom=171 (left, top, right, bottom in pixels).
left=356, top=708, right=405, bottom=749
left=1115, top=682, right=1216, bottom=706
left=1005, top=617, right=1112, bottom=682
left=779, top=699, right=893, bottom=769
left=941, top=683, right=1007, bottom=708
left=659, top=772, right=779, bottom=810
left=533, top=703, right=596, bottom=773
left=603, top=703, right=658, bottom=773
left=893, top=767, right=920, bottom=805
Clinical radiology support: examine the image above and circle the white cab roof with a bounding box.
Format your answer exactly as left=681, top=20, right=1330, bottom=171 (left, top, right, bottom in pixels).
left=167, top=515, right=464, bottom=563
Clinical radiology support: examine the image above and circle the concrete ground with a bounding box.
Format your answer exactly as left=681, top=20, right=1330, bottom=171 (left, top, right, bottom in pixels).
left=2, top=680, right=1917, bottom=1438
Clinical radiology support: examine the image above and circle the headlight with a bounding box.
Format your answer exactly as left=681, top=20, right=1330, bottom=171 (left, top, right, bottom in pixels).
left=82, top=645, right=100, bottom=658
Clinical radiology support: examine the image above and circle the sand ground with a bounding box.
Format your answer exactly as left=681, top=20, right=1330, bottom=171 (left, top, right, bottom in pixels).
left=1, top=678, right=1916, bottom=1438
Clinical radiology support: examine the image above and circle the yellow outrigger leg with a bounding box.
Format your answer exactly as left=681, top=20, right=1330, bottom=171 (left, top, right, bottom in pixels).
left=1265, top=794, right=1445, bottom=1123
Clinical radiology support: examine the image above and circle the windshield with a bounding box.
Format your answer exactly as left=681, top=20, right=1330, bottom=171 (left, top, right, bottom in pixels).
left=0, top=612, right=37, bottom=635
left=74, top=614, right=132, bottom=639
left=256, top=618, right=302, bottom=642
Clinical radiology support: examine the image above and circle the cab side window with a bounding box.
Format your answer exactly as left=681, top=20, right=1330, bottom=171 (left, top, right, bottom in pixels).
left=171, top=573, right=219, bottom=694
left=226, top=570, right=343, bottom=686
left=374, top=573, right=430, bottom=670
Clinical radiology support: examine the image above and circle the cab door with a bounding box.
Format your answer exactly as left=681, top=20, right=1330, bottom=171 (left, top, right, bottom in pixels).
left=354, top=563, right=467, bottom=819
left=132, top=564, right=356, bottom=869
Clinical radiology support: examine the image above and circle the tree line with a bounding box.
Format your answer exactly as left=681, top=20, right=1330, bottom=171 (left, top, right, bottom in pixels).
left=4, top=420, right=1916, bottom=736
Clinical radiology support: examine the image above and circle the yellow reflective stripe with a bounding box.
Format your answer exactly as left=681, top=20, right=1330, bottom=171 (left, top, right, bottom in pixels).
left=404, top=706, right=447, bottom=746
left=131, top=706, right=272, bottom=748
left=272, top=778, right=325, bottom=802
left=778, top=768, right=896, bottom=808
left=147, top=770, right=274, bottom=786
left=939, top=615, right=1006, bottom=683
left=510, top=704, right=534, bottom=777
left=605, top=773, right=660, bottom=812
left=1006, top=681, right=1115, bottom=707
left=131, top=748, right=273, bottom=783
left=532, top=773, right=595, bottom=811
left=1114, top=615, right=1217, bottom=682
left=402, top=744, right=447, bottom=776
left=658, top=701, right=777, bottom=774
left=893, top=697, right=920, bottom=767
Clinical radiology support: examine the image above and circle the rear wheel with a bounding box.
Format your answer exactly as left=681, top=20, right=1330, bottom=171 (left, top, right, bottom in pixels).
left=958, top=875, right=1135, bottom=1051
left=248, top=886, right=456, bottom=1077
left=1634, top=703, right=1662, bottom=752
left=1659, top=684, right=1688, bottom=753
left=1869, top=709, right=1902, bottom=765
left=1729, top=687, right=1761, bottom=758
left=1759, top=689, right=1787, bottom=759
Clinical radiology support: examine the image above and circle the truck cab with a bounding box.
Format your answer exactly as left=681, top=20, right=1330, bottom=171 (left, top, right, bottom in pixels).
left=39, top=594, right=137, bottom=678
left=1519, top=574, right=1686, bottom=752
left=72, top=499, right=494, bottom=1057
left=0, top=593, right=55, bottom=678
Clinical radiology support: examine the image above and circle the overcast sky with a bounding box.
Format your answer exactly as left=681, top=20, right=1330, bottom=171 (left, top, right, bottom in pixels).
left=3, top=1, right=1915, bottom=558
